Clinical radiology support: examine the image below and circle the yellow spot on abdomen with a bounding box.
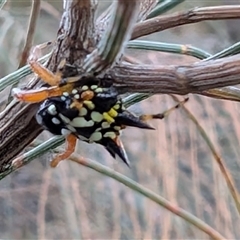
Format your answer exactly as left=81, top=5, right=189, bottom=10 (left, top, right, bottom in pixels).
left=113, top=104, right=120, bottom=110
left=103, top=112, right=115, bottom=123
left=108, top=108, right=118, bottom=118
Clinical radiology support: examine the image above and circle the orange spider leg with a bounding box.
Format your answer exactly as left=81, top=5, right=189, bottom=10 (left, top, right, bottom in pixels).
left=13, top=78, right=76, bottom=103
left=29, top=41, right=53, bottom=61
left=29, top=59, right=61, bottom=86
left=28, top=41, right=61, bottom=86
left=50, top=134, right=77, bottom=168
left=13, top=86, right=64, bottom=103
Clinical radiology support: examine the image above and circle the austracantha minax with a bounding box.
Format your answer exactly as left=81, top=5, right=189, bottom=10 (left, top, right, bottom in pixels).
left=13, top=56, right=188, bottom=167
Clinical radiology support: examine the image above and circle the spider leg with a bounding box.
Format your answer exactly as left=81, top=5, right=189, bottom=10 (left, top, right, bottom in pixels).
left=13, top=70, right=77, bottom=103
left=29, top=41, right=53, bottom=60
left=139, top=97, right=189, bottom=121
left=12, top=86, right=64, bottom=103
left=54, top=58, right=67, bottom=80
left=28, top=42, right=62, bottom=86
left=28, top=59, right=62, bottom=86
left=50, top=134, right=77, bottom=168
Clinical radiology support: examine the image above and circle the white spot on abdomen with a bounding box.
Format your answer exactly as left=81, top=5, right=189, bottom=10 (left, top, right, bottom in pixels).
left=52, top=117, right=61, bottom=125
left=71, top=117, right=94, bottom=127
left=91, top=111, right=103, bottom=122
left=47, top=104, right=57, bottom=115
left=89, top=132, right=102, bottom=142
left=59, top=113, right=71, bottom=124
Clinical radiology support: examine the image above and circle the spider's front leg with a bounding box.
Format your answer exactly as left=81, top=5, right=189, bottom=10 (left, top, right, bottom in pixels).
left=13, top=47, right=75, bottom=103
left=26, top=41, right=62, bottom=86
left=29, top=45, right=66, bottom=87
left=12, top=86, right=64, bottom=103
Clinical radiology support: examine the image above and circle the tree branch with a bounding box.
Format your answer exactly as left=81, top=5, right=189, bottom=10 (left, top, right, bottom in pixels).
left=109, top=54, right=240, bottom=95
left=83, top=0, right=139, bottom=73
left=48, top=0, right=97, bottom=70
left=132, top=5, right=240, bottom=39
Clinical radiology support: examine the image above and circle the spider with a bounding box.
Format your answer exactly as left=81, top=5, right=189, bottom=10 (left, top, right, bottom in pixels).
left=13, top=45, right=188, bottom=168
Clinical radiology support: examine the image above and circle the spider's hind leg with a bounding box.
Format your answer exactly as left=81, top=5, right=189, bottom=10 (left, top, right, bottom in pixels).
left=139, top=97, right=189, bottom=122
left=115, top=97, right=189, bottom=130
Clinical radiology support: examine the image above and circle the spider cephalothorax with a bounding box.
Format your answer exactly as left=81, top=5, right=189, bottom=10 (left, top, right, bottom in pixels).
left=13, top=57, right=188, bottom=167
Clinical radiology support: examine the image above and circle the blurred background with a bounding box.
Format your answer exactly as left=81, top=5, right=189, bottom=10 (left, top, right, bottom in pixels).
left=0, top=0, right=240, bottom=239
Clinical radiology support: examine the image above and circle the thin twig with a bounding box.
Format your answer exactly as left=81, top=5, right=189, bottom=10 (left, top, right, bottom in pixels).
left=18, top=0, right=41, bottom=68
left=127, top=40, right=211, bottom=59
left=171, top=95, right=240, bottom=216
left=0, top=0, right=6, bottom=10
left=96, top=0, right=158, bottom=42
left=40, top=1, right=61, bottom=20
left=132, top=5, right=240, bottom=39
left=137, top=0, right=158, bottom=21
left=147, top=0, right=185, bottom=18
left=202, top=87, right=240, bottom=102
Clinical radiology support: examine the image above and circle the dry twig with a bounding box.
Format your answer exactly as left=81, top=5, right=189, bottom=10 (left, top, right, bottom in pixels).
left=132, top=5, right=240, bottom=39
left=18, top=0, right=41, bottom=68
